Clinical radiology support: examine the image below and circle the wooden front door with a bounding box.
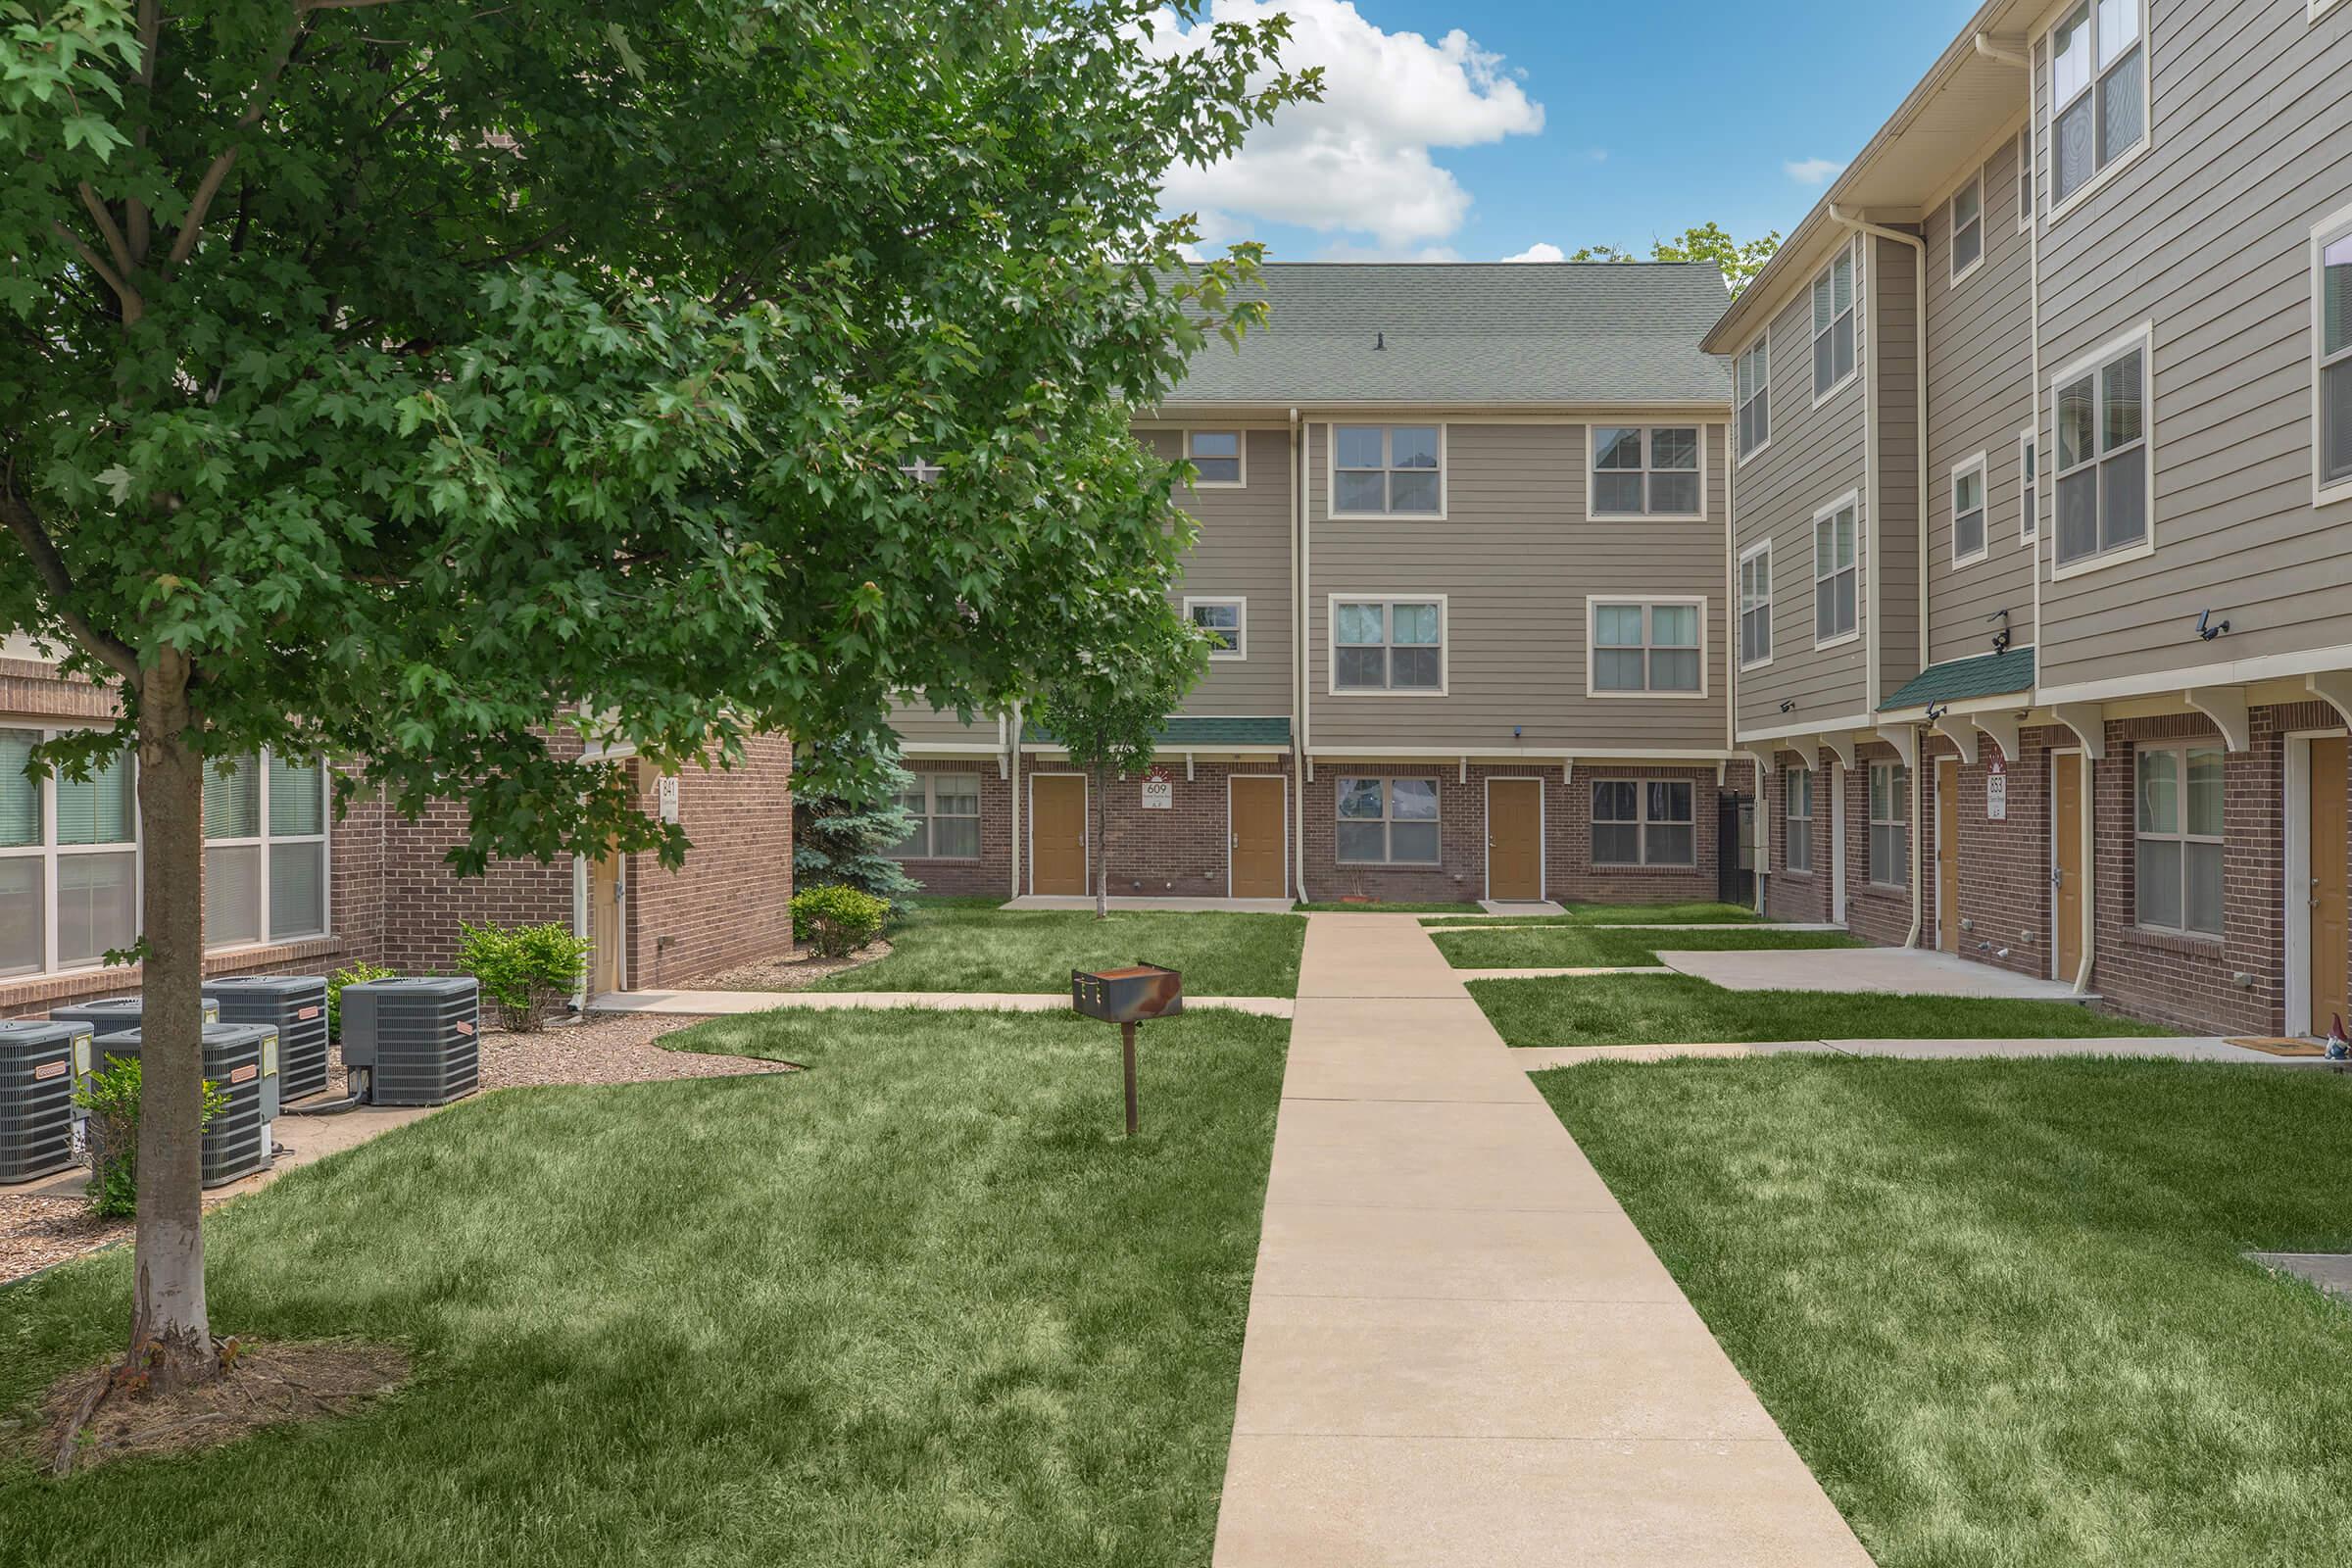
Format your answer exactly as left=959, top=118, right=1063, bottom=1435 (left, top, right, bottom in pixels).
left=2054, top=752, right=2085, bottom=982
left=1229, top=776, right=1288, bottom=900
left=1488, top=779, right=1543, bottom=902
left=2310, top=738, right=2348, bottom=1035
left=1031, top=774, right=1089, bottom=896
left=588, top=853, right=624, bottom=994
left=1936, top=760, right=1960, bottom=954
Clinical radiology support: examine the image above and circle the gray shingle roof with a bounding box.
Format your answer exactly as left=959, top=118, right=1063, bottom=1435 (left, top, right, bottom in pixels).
left=1880, top=647, right=2036, bottom=713
left=1023, top=715, right=1291, bottom=749
left=1171, top=263, right=1734, bottom=407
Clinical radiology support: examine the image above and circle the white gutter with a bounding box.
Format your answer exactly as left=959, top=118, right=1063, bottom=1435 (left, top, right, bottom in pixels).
left=1291, top=408, right=1308, bottom=900
left=1831, top=206, right=1932, bottom=695
left=1008, top=700, right=1023, bottom=900
left=1974, top=33, right=2029, bottom=69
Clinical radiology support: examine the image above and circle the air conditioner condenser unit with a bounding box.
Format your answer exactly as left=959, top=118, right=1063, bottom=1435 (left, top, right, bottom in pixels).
left=203, top=975, right=330, bottom=1102
left=339, top=977, right=480, bottom=1107
left=87, top=1023, right=280, bottom=1188
left=47, top=995, right=220, bottom=1041
left=0, top=1020, right=94, bottom=1182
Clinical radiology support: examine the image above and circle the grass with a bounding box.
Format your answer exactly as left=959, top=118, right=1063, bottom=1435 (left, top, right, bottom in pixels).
left=1292, top=900, right=1487, bottom=914
left=1532, top=1056, right=2352, bottom=1567
left=1433, top=925, right=1864, bottom=970
left=1421, top=900, right=1769, bottom=927
left=814, top=903, right=1307, bottom=997
left=0, top=1007, right=1289, bottom=1566
left=1469, top=972, right=2176, bottom=1047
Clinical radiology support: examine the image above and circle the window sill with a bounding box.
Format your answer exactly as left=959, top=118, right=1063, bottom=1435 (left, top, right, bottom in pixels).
left=2127, top=924, right=2226, bottom=955
left=1329, top=688, right=1449, bottom=699
left=1951, top=547, right=1989, bottom=571
left=1336, top=861, right=1444, bottom=871
left=1948, top=254, right=1985, bottom=290
left=1810, top=373, right=1860, bottom=413
left=1328, top=512, right=1449, bottom=524
left=2050, top=533, right=2155, bottom=582
left=1736, top=438, right=1774, bottom=468
left=1592, top=861, right=1700, bottom=872
left=1813, top=630, right=1861, bottom=653
left=1587, top=689, right=1712, bottom=701
left=1782, top=868, right=1815, bottom=879
left=1740, top=656, right=1776, bottom=674
left=2046, top=136, right=2151, bottom=226
left=1586, top=511, right=1708, bottom=525
left=2318, top=474, right=2352, bottom=510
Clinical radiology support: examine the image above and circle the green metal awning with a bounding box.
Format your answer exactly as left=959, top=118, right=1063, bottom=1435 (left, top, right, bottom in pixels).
left=1878, top=647, right=2035, bottom=713
left=1021, top=715, right=1292, bottom=749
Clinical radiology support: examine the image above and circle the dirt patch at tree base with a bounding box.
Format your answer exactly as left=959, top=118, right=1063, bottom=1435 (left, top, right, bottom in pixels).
left=33, top=1341, right=411, bottom=1477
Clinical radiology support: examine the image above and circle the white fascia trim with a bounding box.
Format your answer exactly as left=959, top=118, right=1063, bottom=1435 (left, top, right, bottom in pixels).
left=901, top=743, right=1008, bottom=756
left=1736, top=711, right=1880, bottom=745
left=2034, top=643, right=2352, bottom=708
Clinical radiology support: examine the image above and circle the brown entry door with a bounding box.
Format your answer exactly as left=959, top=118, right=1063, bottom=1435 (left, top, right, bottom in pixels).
left=2054, top=752, right=2085, bottom=982
left=1032, top=774, right=1089, bottom=896
left=1936, top=760, right=1960, bottom=954
left=1488, top=779, right=1544, bottom=902
left=1229, top=776, right=1288, bottom=900
left=2311, top=738, right=2348, bottom=1035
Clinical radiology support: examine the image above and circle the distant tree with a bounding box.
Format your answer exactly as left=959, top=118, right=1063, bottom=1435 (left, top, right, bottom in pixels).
left=793, top=733, right=922, bottom=912
left=1571, top=223, right=1782, bottom=295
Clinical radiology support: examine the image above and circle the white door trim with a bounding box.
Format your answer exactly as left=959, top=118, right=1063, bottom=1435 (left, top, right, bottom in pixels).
left=1025, top=770, right=1090, bottom=898
left=1481, top=775, right=1547, bottom=903
left=1225, top=772, right=1291, bottom=900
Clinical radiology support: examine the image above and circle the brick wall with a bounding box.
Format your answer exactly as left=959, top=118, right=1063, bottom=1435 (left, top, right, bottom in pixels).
left=894, top=760, right=1014, bottom=901
left=1843, top=740, right=1919, bottom=948
left=624, top=735, right=795, bottom=988
left=1924, top=726, right=2058, bottom=979
left=1053, top=760, right=1295, bottom=900
left=377, top=796, right=575, bottom=975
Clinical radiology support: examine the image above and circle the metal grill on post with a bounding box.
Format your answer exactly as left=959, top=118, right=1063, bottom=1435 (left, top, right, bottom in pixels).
left=1070, top=963, right=1184, bottom=1136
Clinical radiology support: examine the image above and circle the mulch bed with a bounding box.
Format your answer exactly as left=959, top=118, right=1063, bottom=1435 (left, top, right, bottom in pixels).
left=701, top=939, right=889, bottom=992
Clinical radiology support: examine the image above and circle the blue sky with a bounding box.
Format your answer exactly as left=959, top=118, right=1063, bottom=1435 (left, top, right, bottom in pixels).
left=1154, top=1, right=1985, bottom=264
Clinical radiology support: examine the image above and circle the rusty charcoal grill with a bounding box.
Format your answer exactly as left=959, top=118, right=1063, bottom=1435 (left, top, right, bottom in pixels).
left=1071, top=963, right=1184, bottom=1136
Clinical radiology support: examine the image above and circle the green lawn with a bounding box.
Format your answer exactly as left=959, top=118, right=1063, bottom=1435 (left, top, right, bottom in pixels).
left=1533, top=1057, right=2352, bottom=1567
left=1293, top=900, right=1487, bottom=914
left=1434, top=925, right=1864, bottom=970
left=1469, top=972, right=2176, bottom=1047
left=813, top=904, right=1307, bottom=997
left=1422, top=900, right=1769, bottom=927
left=0, top=1009, right=1289, bottom=1566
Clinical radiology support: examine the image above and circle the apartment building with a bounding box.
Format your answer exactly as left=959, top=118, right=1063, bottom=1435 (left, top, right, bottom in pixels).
left=890, top=264, right=1753, bottom=906
left=1708, top=0, right=2352, bottom=1034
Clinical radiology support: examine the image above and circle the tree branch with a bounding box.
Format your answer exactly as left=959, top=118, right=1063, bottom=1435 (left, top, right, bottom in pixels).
left=168, top=13, right=314, bottom=269
left=126, top=0, right=159, bottom=264
left=0, top=469, right=142, bottom=685
left=50, top=220, right=144, bottom=325
left=78, top=183, right=135, bottom=278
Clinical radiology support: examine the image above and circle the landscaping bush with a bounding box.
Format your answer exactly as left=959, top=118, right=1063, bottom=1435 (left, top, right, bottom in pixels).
left=74, top=1055, right=228, bottom=1218
left=792, top=885, right=889, bottom=959
left=455, top=920, right=592, bottom=1033
left=326, top=960, right=398, bottom=1041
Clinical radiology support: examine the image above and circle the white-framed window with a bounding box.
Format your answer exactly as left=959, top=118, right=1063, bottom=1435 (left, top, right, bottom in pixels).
left=1738, top=543, right=1773, bottom=669
left=1868, top=761, right=1909, bottom=889
left=0, top=727, right=139, bottom=979
left=900, top=457, right=945, bottom=484
left=201, top=752, right=328, bottom=950
left=2134, top=743, right=2223, bottom=936
left=1737, top=337, right=1772, bottom=461
left=1812, top=239, right=1859, bottom=403
left=2017, top=124, right=2034, bottom=232
left=2047, top=0, right=2147, bottom=216
left=1333, top=424, right=1443, bottom=517
left=1331, top=597, right=1445, bottom=694
left=1185, top=597, right=1247, bottom=661
left=1184, top=429, right=1245, bottom=487
left=1592, top=780, right=1695, bottom=867
left=890, top=772, right=982, bottom=860
left=1589, top=599, right=1704, bottom=697
left=1590, top=425, right=1702, bottom=518
left=1813, top=495, right=1860, bottom=647
left=2053, top=325, right=2151, bottom=573
left=2318, top=204, right=2352, bottom=507
left=1949, top=168, right=1985, bottom=284
left=1336, top=776, right=1440, bottom=864
left=1785, top=767, right=1814, bottom=873
left=2019, top=427, right=2040, bottom=539
left=2319, top=0, right=2350, bottom=21
left=1951, top=453, right=1989, bottom=565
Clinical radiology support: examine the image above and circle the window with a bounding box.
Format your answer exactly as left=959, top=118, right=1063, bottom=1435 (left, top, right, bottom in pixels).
left=900, top=458, right=945, bottom=484
left=1590, top=425, right=1701, bottom=517
left=1950, top=170, right=1984, bottom=282
left=2054, top=329, right=2150, bottom=570
left=1785, top=768, right=1814, bottom=873
left=1590, top=601, right=1703, bottom=696
left=0, top=728, right=138, bottom=978
left=1952, top=454, right=1988, bottom=564
left=2049, top=0, right=2145, bottom=211
left=1333, top=599, right=1444, bottom=693
left=890, top=773, right=982, bottom=860
left=1869, top=761, right=1909, bottom=889
left=202, top=752, right=328, bottom=949
left=1737, top=338, right=1771, bottom=460
left=2134, top=744, right=2223, bottom=935
left=2319, top=208, right=2352, bottom=504
left=1812, top=241, right=1858, bottom=400
left=1186, top=597, right=1246, bottom=661
left=1813, top=497, right=1859, bottom=646
left=2019, top=428, right=2040, bottom=539
left=1739, top=544, right=1773, bottom=669
left=2017, top=125, right=2034, bottom=232
left=1336, top=777, right=1440, bottom=864
left=1333, top=425, right=1442, bottom=516
left=1592, top=780, right=1694, bottom=867
left=1185, top=429, right=1244, bottom=487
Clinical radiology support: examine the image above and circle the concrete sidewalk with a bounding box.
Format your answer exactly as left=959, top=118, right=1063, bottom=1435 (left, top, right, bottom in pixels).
left=1211, top=913, right=1871, bottom=1566
left=1516, top=1037, right=2351, bottom=1069
left=587, top=989, right=1295, bottom=1017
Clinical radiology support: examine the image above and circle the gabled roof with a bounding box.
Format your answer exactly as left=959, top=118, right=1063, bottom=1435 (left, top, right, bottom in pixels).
left=1023, top=715, right=1292, bottom=749
left=1170, top=263, right=1734, bottom=408
left=1880, top=646, right=2036, bottom=713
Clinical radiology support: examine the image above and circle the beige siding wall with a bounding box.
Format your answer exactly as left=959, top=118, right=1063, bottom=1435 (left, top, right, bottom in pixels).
left=1304, top=419, right=1730, bottom=753
left=1144, top=426, right=1297, bottom=718
left=2034, top=5, right=2352, bottom=693
left=885, top=701, right=1003, bottom=747
left=1873, top=231, right=1924, bottom=698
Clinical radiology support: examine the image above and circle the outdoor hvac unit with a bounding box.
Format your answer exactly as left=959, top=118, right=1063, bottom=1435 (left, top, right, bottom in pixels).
left=203, top=976, right=330, bottom=1102
left=92, top=1023, right=279, bottom=1188
left=48, top=995, right=220, bottom=1041
left=0, top=1020, right=93, bottom=1182
left=340, top=977, right=480, bottom=1107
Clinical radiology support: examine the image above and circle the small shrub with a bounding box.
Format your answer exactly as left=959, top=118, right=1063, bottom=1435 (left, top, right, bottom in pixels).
left=73, top=1056, right=228, bottom=1218
left=792, top=885, right=889, bottom=959
left=455, top=920, right=592, bottom=1033
left=327, top=960, right=398, bottom=1040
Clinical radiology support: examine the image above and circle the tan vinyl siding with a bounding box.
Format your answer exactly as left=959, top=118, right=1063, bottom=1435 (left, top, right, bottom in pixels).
left=2035, top=4, right=2352, bottom=692
left=1145, top=427, right=1297, bottom=718
left=1873, top=231, right=1924, bottom=699
left=885, top=701, right=1002, bottom=747
left=1306, top=420, right=1730, bottom=752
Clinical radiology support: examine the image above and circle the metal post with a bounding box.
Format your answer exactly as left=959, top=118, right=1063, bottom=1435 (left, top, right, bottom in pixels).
left=1121, top=1020, right=1139, bottom=1137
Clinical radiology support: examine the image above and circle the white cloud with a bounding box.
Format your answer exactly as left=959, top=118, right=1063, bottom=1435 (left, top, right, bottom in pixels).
left=1785, top=157, right=1845, bottom=187
left=1500, top=242, right=1566, bottom=264
left=1144, top=2, right=1544, bottom=250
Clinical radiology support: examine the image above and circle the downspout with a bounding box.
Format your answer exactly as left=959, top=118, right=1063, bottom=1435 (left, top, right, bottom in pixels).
left=1907, top=725, right=1924, bottom=949
left=1830, top=206, right=1931, bottom=692
left=1727, top=416, right=1763, bottom=914
left=1008, top=701, right=1023, bottom=901
left=1291, top=408, right=1308, bottom=901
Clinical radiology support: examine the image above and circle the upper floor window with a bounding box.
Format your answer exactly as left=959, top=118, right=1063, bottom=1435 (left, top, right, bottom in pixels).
left=2135, top=743, right=2222, bottom=936
left=2049, top=0, right=2145, bottom=211
left=1785, top=767, right=1814, bottom=873
left=2017, top=125, right=2034, bottom=232
left=1185, top=597, right=1246, bottom=661
left=203, top=752, right=328, bottom=950
left=1333, top=598, right=1444, bottom=694
left=1334, top=425, right=1442, bottom=516
left=0, top=728, right=137, bottom=979
left=1869, top=761, right=1909, bottom=889
left=890, top=773, right=982, bottom=860
left=1590, top=425, right=1701, bottom=518
left=1592, top=780, right=1694, bottom=867
left=1185, top=429, right=1244, bottom=487
left=2054, top=329, right=2150, bottom=571
left=1591, top=600, right=1702, bottom=696
left=1738, top=543, right=1773, bottom=669
left=1812, top=241, right=1858, bottom=401
left=1813, top=497, right=1859, bottom=646
left=1949, top=170, right=1984, bottom=283
left=1736, top=339, right=1771, bottom=460
left=2319, top=208, right=2352, bottom=506
left=2020, top=428, right=2040, bottom=539
left=1952, top=454, right=1989, bottom=565
left=1336, top=776, right=1440, bottom=864
left=900, top=458, right=945, bottom=483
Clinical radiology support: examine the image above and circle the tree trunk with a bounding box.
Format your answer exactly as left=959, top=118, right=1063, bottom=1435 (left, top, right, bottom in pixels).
left=1094, top=762, right=1108, bottom=920
left=128, top=650, right=215, bottom=1388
